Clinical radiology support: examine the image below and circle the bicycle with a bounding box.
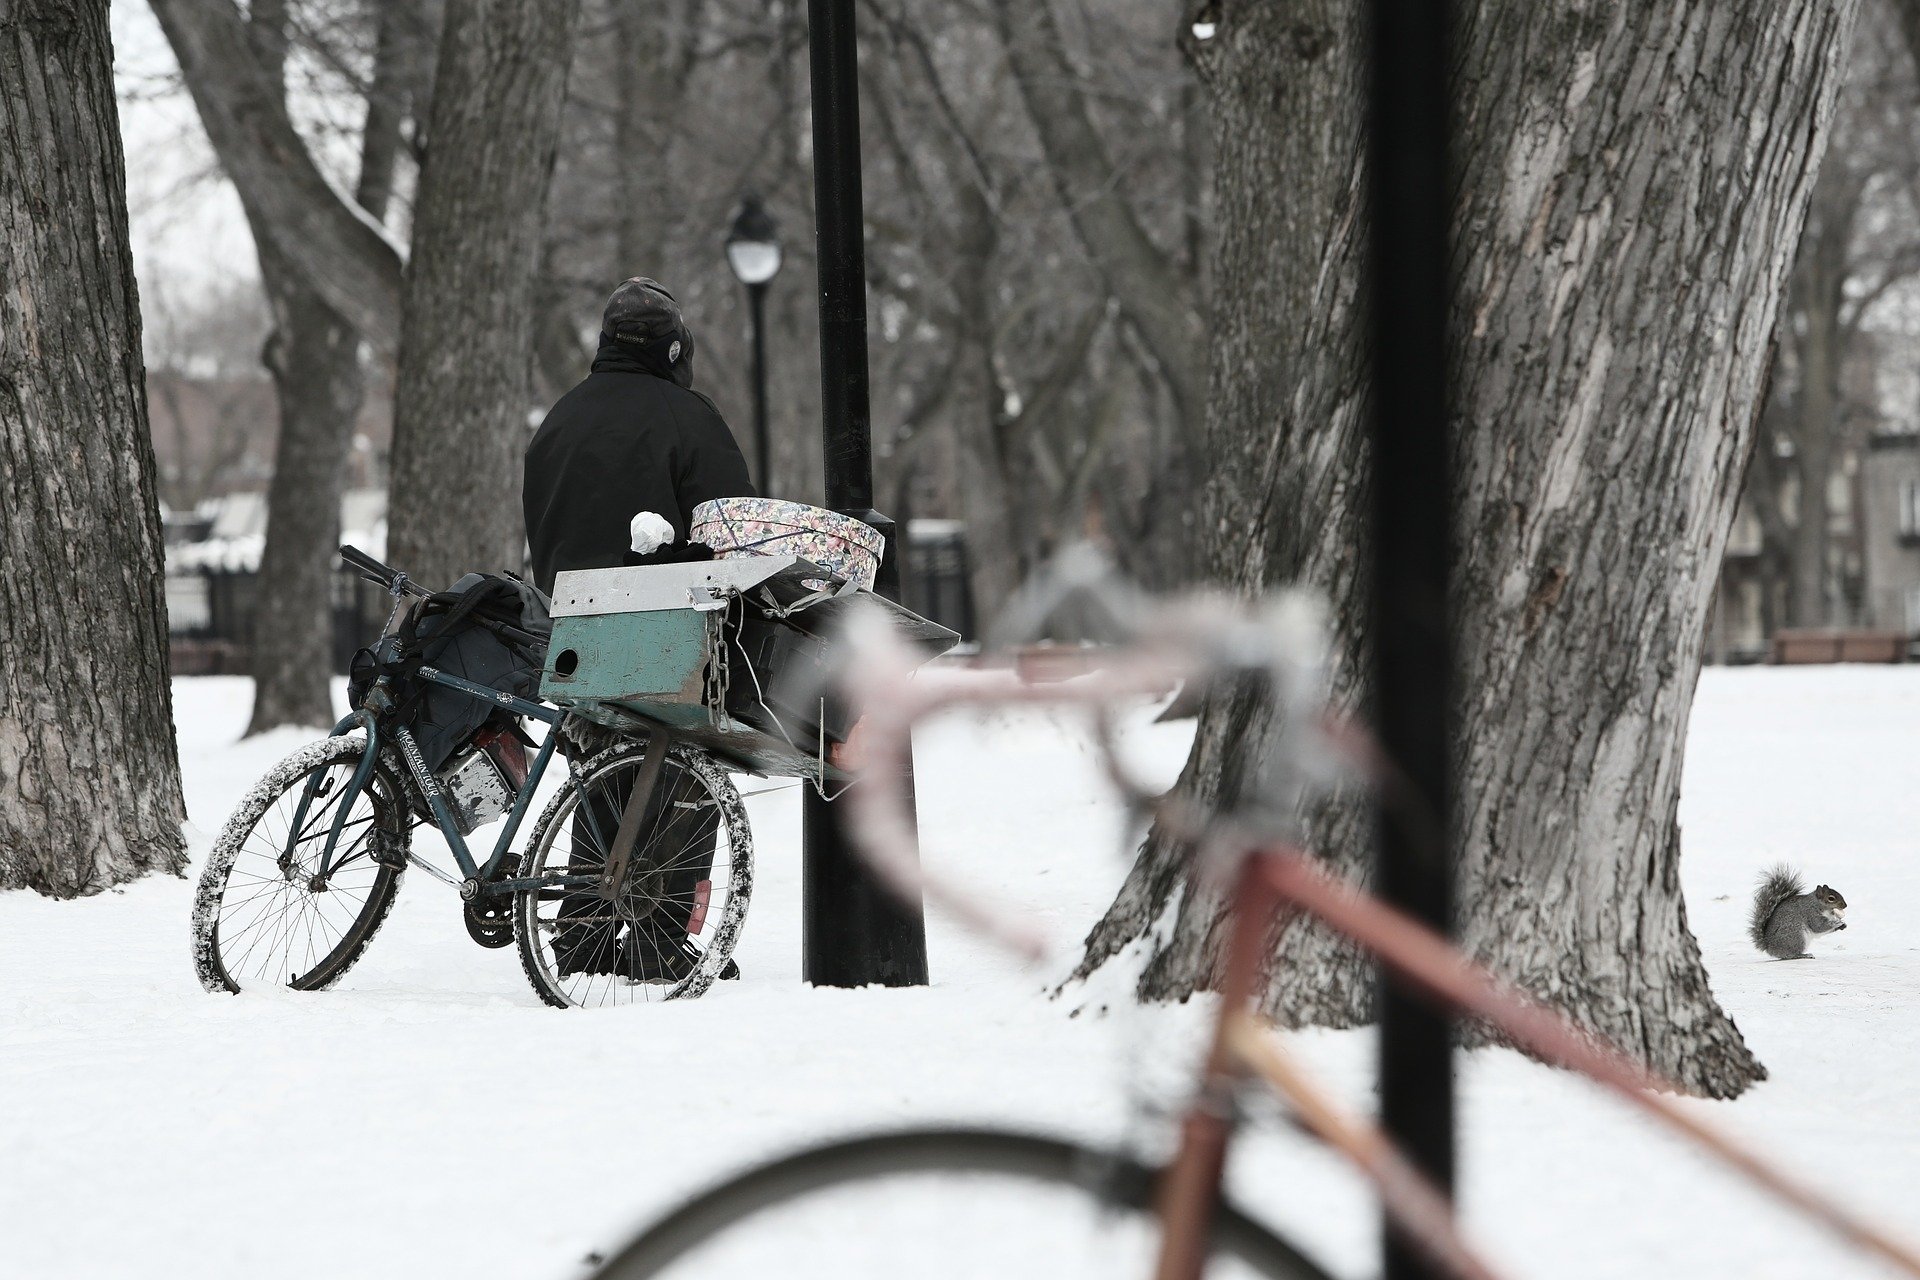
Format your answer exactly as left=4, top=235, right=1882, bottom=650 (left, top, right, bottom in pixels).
left=583, top=554, right=1920, bottom=1279
left=189, top=545, right=753, bottom=1009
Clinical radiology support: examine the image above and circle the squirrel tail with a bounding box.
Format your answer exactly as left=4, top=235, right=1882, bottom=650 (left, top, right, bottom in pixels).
left=1749, top=863, right=1806, bottom=952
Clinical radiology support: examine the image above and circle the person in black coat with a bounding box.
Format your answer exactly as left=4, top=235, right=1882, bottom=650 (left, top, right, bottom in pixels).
left=523, top=277, right=754, bottom=596
left=523, top=277, right=752, bottom=984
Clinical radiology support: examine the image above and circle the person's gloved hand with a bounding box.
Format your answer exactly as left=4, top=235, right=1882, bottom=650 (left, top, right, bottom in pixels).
left=630, top=511, right=676, bottom=555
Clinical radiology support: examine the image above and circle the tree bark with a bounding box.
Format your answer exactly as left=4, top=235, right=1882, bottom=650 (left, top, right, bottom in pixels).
left=1078, top=1, right=1859, bottom=1099
left=386, top=0, right=580, bottom=590
left=0, top=0, right=187, bottom=895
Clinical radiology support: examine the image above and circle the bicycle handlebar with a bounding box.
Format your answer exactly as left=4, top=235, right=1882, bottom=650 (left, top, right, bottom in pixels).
left=339, top=544, right=426, bottom=596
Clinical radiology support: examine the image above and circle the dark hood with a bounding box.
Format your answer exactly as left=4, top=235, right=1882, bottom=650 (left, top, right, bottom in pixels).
left=591, top=329, right=696, bottom=389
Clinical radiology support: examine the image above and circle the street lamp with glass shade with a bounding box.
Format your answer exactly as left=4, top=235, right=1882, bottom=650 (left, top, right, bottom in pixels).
left=726, top=201, right=783, bottom=284
left=727, top=196, right=783, bottom=495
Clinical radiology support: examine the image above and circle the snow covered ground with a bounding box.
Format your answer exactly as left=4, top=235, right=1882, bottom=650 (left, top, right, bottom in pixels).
left=3, top=667, right=1919, bottom=1279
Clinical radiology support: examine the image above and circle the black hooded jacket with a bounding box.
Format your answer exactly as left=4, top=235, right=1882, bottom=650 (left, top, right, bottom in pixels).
left=523, top=334, right=754, bottom=594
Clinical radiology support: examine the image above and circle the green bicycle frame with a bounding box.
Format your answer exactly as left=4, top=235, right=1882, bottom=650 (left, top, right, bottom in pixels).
left=282, top=665, right=580, bottom=897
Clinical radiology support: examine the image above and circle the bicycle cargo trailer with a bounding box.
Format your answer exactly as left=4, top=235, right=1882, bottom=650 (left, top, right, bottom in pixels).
left=540, top=558, right=956, bottom=782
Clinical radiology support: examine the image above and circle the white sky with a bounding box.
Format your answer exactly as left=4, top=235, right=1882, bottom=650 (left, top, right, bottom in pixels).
left=113, top=0, right=261, bottom=308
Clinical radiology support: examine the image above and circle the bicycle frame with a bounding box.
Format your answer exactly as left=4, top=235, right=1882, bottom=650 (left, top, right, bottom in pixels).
left=829, top=610, right=1920, bottom=1280
left=1154, top=853, right=1500, bottom=1280
left=281, top=665, right=578, bottom=899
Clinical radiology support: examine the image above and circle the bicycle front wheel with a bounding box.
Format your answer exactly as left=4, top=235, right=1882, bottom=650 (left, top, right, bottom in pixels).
left=585, top=1127, right=1335, bottom=1280
left=191, top=734, right=408, bottom=993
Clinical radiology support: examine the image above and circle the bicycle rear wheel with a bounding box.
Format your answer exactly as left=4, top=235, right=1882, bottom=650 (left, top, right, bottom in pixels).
left=584, top=1127, right=1335, bottom=1280
left=514, top=739, right=752, bottom=1008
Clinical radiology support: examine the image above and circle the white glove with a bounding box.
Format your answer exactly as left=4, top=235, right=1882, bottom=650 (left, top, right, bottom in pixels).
left=630, top=511, right=676, bottom=555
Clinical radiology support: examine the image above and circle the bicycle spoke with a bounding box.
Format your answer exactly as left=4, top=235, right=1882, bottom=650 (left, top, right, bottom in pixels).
left=516, top=747, right=748, bottom=1008
left=201, top=746, right=404, bottom=993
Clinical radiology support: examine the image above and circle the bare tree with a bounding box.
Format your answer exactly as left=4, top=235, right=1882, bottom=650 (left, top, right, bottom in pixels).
left=385, top=0, right=581, bottom=589
left=149, top=0, right=1222, bottom=626
left=836, top=0, right=1208, bottom=601
left=1, top=0, right=187, bottom=895
left=147, top=0, right=404, bottom=350
left=989, top=0, right=1204, bottom=435
left=1079, top=0, right=1862, bottom=1099
left=522, top=0, right=1208, bottom=612
left=149, top=0, right=427, bottom=732
left=244, top=0, right=413, bottom=733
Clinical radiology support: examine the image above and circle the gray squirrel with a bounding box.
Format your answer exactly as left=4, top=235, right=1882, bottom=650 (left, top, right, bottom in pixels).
left=1748, top=864, right=1847, bottom=960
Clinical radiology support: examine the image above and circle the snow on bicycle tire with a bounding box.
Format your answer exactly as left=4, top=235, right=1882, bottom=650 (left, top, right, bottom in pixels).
left=512, top=740, right=752, bottom=1008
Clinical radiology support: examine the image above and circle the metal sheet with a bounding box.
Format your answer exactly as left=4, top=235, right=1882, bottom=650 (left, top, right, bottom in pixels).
left=550, top=557, right=959, bottom=657
left=550, top=559, right=809, bottom=617
left=548, top=694, right=847, bottom=783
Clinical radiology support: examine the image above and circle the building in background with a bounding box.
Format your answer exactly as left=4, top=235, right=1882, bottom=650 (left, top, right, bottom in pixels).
left=166, top=489, right=390, bottom=675
left=1714, top=329, right=1920, bottom=662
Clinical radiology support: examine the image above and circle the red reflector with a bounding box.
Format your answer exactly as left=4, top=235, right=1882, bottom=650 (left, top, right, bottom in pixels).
left=687, top=879, right=713, bottom=936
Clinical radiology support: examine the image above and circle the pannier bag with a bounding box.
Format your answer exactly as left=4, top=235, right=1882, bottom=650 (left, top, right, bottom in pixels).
left=349, top=572, right=552, bottom=776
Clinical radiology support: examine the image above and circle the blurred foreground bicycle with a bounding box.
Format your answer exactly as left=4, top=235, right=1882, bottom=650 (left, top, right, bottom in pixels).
left=585, top=552, right=1920, bottom=1279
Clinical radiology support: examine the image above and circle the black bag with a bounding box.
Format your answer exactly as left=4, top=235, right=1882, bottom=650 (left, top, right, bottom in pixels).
left=349, top=572, right=551, bottom=774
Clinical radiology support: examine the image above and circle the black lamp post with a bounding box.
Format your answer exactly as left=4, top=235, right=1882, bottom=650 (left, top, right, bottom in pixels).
left=1365, top=2, right=1456, bottom=1278
left=800, top=0, right=930, bottom=989
left=726, top=195, right=782, bottom=494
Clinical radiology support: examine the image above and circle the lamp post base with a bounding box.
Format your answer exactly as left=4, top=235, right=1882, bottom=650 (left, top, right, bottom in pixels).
left=800, top=505, right=930, bottom=988
left=802, top=778, right=930, bottom=988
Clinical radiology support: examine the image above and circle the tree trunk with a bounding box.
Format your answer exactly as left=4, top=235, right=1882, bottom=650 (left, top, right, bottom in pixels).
left=1891, top=0, right=1920, bottom=80
left=947, top=181, right=1034, bottom=616
left=1782, top=175, right=1854, bottom=630
left=1078, top=1, right=1859, bottom=1099
left=1079, top=0, right=1374, bottom=1022
left=243, top=0, right=399, bottom=735
left=246, top=247, right=365, bottom=733
left=1791, top=298, right=1838, bottom=627
left=0, top=0, right=187, bottom=895
left=612, top=0, right=701, bottom=276
left=386, top=0, right=580, bottom=590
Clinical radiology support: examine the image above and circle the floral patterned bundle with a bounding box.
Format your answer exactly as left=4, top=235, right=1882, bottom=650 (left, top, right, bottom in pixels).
left=689, top=497, right=884, bottom=591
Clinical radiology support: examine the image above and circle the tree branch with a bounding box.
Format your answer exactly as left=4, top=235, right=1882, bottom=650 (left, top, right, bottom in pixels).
left=989, top=0, right=1204, bottom=429
left=148, top=0, right=406, bottom=352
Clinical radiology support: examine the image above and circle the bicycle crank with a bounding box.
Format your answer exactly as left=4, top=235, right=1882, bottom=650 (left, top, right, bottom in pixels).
left=462, top=857, right=519, bottom=949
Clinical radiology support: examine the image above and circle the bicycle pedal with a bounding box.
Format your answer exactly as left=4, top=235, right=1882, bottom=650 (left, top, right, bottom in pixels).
left=370, top=834, right=408, bottom=870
